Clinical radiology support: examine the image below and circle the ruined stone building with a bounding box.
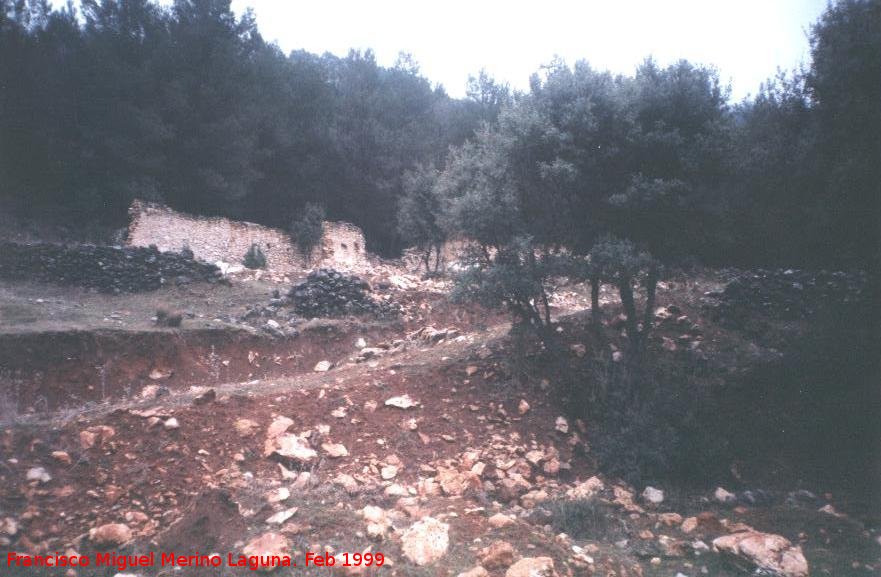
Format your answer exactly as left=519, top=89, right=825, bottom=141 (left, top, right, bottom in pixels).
left=127, top=200, right=369, bottom=273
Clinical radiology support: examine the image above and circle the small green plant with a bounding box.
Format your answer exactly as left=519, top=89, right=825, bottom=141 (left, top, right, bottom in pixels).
left=243, top=243, right=267, bottom=269
left=155, top=307, right=182, bottom=327
left=547, top=498, right=623, bottom=541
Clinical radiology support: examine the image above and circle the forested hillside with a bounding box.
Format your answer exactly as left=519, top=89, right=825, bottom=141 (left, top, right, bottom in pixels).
left=2, top=0, right=878, bottom=268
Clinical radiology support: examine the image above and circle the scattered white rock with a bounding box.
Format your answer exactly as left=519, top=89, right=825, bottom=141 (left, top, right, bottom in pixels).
left=1, top=517, right=19, bottom=536
left=313, top=360, right=333, bottom=372
left=554, top=416, right=569, bottom=433
left=51, top=451, right=71, bottom=465
left=385, top=395, right=418, bottom=409
left=163, top=417, right=180, bottom=430
left=266, top=508, right=297, bottom=525
left=505, top=557, right=556, bottom=577
left=517, top=399, right=530, bottom=415
left=234, top=418, right=260, bottom=437
left=401, top=517, right=450, bottom=565
left=333, top=473, right=359, bottom=494
left=487, top=513, right=514, bottom=529
left=79, top=425, right=115, bottom=449
left=26, top=467, right=51, bottom=484
left=479, top=541, right=516, bottom=569
left=90, top=523, right=132, bottom=546
left=381, top=465, right=398, bottom=480
left=321, top=443, right=349, bottom=458
left=567, top=476, right=604, bottom=500
left=384, top=483, right=410, bottom=497
left=642, top=486, right=665, bottom=505
left=714, top=486, right=737, bottom=504
left=713, top=531, right=808, bottom=577
left=269, top=434, right=317, bottom=463
left=242, top=533, right=290, bottom=570
left=266, top=416, right=293, bottom=440
left=457, top=567, right=489, bottom=577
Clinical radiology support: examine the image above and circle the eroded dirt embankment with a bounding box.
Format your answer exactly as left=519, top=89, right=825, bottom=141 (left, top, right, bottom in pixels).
left=0, top=320, right=400, bottom=413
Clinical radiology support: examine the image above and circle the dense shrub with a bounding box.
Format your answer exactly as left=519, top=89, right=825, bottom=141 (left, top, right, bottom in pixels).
left=568, top=350, right=729, bottom=487
left=290, top=203, right=325, bottom=265
left=243, top=243, right=267, bottom=269
left=547, top=498, right=624, bottom=541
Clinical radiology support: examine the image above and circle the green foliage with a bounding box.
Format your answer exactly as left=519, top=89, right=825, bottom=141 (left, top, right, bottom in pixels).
left=1, top=0, right=877, bottom=270
left=547, top=499, right=624, bottom=541
left=586, top=235, right=653, bottom=285
left=396, top=164, right=445, bottom=272
left=242, top=243, right=266, bottom=269
left=450, top=237, right=563, bottom=331
left=573, top=349, right=728, bottom=486
left=806, top=0, right=881, bottom=268
left=290, top=203, right=325, bottom=264
left=437, top=99, right=578, bottom=341
left=0, top=2, right=481, bottom=253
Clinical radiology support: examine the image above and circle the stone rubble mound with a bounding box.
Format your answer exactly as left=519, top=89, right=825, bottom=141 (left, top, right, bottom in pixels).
left=0, top=242, right=222, bottom=293
left=288, top=268, right=399, bottom=319
left=705, top=268, right=865, bottom=321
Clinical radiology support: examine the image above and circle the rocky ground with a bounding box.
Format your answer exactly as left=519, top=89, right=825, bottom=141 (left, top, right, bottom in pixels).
left=0, top=264, right=878, bottom=577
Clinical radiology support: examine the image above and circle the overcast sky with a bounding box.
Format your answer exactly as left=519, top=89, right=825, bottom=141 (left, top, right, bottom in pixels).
left=225, top=0, right=828, bottom=101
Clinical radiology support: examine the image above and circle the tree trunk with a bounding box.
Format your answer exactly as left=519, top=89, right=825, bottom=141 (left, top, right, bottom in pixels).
left=422, top=246, right=431, bottom=272
left=540, top=287, right=552, bottom=326
left=618, top=275, right=640, bottom=346
left=432, top=243, right=442, bottom=273
left=590, top=273, right=601, bottom=324
left=642, top=263, right=658, bottom=337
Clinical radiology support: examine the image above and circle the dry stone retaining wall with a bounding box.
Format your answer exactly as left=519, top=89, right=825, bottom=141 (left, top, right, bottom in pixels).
left=0, top=242, right=221, bottom=293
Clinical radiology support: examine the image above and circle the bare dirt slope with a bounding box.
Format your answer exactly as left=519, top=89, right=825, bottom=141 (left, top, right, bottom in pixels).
left=0, top=272, right=878, bottom=577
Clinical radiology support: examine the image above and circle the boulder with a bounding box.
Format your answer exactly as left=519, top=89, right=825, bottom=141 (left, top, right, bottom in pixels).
left=479, top=541, right=516, bottom=570
left=488, top=513, right=514, bottom=529
left=242, top=533, right=290, bottom=572
left=712, top=531, right=808, bottom=577
left=714, top=486, right=737, bottom=505
left=235, top=418, right=260, bottom=437
left=401, top=517, right=450, bottom=566
left=642, top=486, right=665, bottom=505
left=321, top=443, right=348, bottom=458
left=90, top=523, right=132, bottom=547
left=268, top=434, right=317, bottom=463
left=80, top=425, right=115, bottom=449
left=313, top=360, right=333, bottom=372
left=505, top=557, right=556, bottom=577
left=385, top=395, right=418, bottom=409
left=567, top=476, right=605, bottom=500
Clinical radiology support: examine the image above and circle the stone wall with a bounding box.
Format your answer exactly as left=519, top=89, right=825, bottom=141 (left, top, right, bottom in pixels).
left=127, top=200, right=369, bottom=273
left=0, top=242, right=221, bottom=293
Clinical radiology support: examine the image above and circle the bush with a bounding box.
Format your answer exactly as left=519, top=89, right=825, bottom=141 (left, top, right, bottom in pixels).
left=243, top=243, right=267, bottom=269
left=290, top=203, right=325, bottom=265
left=547, top=498, right=623, bottom=541
left=155, top=307, right=182, bottom=327
left=572, top=350, right=728, bottom=487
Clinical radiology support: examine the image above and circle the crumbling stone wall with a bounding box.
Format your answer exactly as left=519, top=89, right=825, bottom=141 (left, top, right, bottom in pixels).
left=127, top=200, right=369, bottom=273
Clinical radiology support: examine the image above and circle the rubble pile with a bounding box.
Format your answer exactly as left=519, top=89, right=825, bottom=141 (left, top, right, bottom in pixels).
left=705, top=268, right=865, bottom=321
left=288, top=268, right=399, bottom=319
left=0, top=242, right=222, bottom=293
